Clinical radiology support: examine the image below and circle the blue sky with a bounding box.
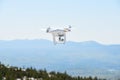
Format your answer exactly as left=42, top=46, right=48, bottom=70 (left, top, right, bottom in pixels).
left=0, top=0, right=120, bottom=44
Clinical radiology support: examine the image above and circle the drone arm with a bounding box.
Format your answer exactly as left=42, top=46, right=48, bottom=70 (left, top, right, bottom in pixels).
left=52, top=33, right=56, bottom=45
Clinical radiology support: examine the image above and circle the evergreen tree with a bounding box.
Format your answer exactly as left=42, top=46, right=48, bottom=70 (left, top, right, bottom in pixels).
left=0, top=62, right=106, bottom=80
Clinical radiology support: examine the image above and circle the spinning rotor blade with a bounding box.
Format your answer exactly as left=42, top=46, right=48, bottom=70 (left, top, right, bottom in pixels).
left=40, top=28, right=46, bottom=31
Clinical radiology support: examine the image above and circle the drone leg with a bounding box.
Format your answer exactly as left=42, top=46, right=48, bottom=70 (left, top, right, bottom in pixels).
left=64, top=33, right=66, bottom=44
left=53, top=34, right=56, bottom=45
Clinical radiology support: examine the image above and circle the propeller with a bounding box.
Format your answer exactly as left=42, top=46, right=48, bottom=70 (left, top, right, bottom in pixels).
left=40, top=27, right=52, bottom=33
left=40, top=28, right=46, bottom=31
left=68, top=25, right=72, bottom=28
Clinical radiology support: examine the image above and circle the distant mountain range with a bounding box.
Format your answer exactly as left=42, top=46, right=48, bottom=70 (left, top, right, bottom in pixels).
left=0, top=39, right=120, bottom=79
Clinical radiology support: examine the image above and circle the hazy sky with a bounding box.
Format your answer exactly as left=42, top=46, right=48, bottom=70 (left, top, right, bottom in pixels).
left=0, top=0, right=120, bottom=44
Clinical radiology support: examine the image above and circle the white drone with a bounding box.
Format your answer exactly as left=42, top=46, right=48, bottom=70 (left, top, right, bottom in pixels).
left=46, top=26, right=71, bottom=44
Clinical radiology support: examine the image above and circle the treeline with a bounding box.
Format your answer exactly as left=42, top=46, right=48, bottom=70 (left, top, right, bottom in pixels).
left=0, top=62, right=106, bottom=80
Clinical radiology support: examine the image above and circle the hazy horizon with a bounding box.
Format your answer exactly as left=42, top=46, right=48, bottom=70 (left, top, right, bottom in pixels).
left=0, top=39, right=120, bottom=45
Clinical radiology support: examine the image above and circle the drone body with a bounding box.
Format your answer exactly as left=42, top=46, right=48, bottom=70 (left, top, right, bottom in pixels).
left=46, top=26, right=71, bottom=44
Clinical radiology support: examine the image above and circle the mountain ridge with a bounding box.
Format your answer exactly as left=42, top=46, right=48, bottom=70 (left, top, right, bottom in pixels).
left=0, top=39, right=120, bottom=78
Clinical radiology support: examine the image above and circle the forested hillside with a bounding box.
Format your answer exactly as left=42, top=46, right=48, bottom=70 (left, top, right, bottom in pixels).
left=0, top=62, right=105, bottom=80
